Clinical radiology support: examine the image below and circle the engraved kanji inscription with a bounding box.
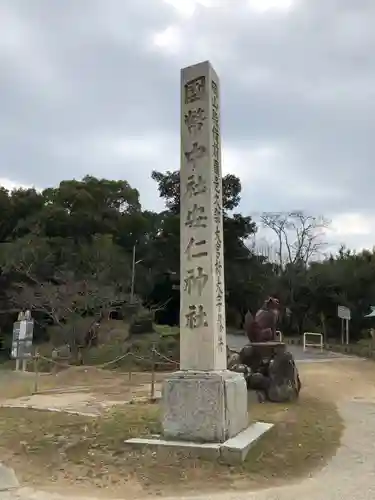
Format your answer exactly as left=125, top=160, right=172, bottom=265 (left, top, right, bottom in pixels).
left=217, top=312, right=224, bottom=332
left=211, top=80, right=219, bottom=109
left=185, top=76, right=206, bottom=104
left=186, top=173, right=207, bottom=198
left=212, top=141, right=219, bottom=161
left=212, top=125, right=219, bottom=145
left=216, top=279, right=224, bottom=305
left=184, top=237, right=208, bottom=260
left=210, top=79, right=225, bottom=341
left=185, top=304, right=208, bottom=329
left=184, top=266, right=208, bottom=296
left=213, top=158, right=220, bottom=176
left=218, top=332, right=225, bottom=351
left=185, top=204, right=207, bottom=228
left=184, top=142, right=207, bottom=169
left=184, top=108, right=206, bottom=135
left=212, top=108, right=219, bottom=129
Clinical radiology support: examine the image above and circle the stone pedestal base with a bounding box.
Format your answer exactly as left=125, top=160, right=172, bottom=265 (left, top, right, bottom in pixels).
left=161, top=370, right=248, bottom=443
left=125, top=421, right=273, bottom=465
left=125, top=369, right=274, bottom=465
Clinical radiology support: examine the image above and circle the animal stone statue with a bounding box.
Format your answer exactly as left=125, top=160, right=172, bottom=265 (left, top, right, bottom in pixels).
left=227, top=299, right=302, bottom=403
left=244, top=297, right=280, bottom=343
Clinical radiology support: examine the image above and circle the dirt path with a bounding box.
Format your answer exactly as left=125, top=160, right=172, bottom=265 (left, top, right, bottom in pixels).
left=169, top=359, right=375, bottom=500
left=2, top=358, right=375, bottom=500
left=0, top=385, right=162, bottom=417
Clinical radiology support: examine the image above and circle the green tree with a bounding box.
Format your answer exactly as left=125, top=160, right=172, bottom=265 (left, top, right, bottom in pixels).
left=150, top=170, right=269, bottom=322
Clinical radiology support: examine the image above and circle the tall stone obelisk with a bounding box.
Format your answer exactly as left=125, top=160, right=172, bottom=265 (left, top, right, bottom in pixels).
left=161, top=61, right=248, bottom=443
left=179, top=62, right=226, bottom=371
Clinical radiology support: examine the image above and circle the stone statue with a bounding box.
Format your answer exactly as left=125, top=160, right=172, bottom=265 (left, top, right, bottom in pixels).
left=244, top=297, right=280, bottom=343
left=227, top=342, right=301, bottom=403
left=227, top=297, right=301, bottom=403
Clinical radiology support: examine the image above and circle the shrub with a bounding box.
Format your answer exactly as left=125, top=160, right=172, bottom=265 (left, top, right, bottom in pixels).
left=129, top=309, right=154, bottom=335
left=153, top=324, right=180, bottom=337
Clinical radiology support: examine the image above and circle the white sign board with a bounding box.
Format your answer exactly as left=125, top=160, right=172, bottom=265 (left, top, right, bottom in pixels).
left=337, top=305, right=351, bottom=320
left=11, top=319, right=34, bottom=360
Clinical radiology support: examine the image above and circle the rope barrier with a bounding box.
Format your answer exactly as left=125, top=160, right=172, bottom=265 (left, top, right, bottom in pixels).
left=37, top=351, right=133, bottom=369
left=31, top=346, right=181, bottom=400
left=36, top=350, right=178, bottom=370
left=152, top=348, right=180, bottom=366
left=128, top=353, right=153, bottom=362
left=34, top=349, right=180, bottom=369
left=38, top=354, right=74, bottom=369
left=95, top=351, right=131, bottom=368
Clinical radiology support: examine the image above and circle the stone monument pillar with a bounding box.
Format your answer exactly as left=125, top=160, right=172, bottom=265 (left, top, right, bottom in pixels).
left=161, top=61, right=248, bottom=443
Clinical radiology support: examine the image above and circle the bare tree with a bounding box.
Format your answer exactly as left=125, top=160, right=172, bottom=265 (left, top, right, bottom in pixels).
left=259, top=211, right=330, bottom=268
left=9, top=273, right=121, bottom=325
left=0, top=235, right=130, bottom=362
left=8, top=272, right=127, bottom=360
left=259, top=211, right=330, bottom=334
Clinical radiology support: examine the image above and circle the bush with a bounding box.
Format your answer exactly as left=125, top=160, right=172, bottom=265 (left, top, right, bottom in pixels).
left=121, top=303, right=139, bottom=321
left=129, top=319, right=153, bottom=334
left=129, top=334, right=179, bottom=371
left=129, top=309, right=154, bottom=335
left=153, top=324, right=180, bottom=337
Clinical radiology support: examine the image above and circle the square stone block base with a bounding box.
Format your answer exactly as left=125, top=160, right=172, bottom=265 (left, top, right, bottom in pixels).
left=125, top=421, right=274, bottom=465
left=161, top=370, right=248, bottom=443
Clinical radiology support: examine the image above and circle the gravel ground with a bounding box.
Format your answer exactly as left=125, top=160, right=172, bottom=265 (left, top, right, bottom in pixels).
left=1, top=351, right=373, bottom=500
left=1, top=399, right=375, bottom=500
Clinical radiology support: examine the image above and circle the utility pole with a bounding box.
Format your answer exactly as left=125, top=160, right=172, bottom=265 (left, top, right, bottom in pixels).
left=130, top=244, right=143, bottom=303
left=130, top=244, right=136, bottom=303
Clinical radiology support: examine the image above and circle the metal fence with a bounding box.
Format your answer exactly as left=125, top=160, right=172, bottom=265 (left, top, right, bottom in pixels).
left=303, top=332, right=323, bottom=352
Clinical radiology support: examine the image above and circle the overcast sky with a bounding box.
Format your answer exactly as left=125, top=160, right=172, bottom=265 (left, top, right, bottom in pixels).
left=0, top=0, right=374, bottom=252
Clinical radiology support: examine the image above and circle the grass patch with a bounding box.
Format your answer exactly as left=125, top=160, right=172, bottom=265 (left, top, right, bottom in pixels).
left=153, top=324, right=180, bottom=337
left=246, top=395, right=343, bottom=480
left=0, top=372, right=37, bottom=399
left=0, top=395, right=343, bottom=495
left=324, top=341, right=375, bottom=359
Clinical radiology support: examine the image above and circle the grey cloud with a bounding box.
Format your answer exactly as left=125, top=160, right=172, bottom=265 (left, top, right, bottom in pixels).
left=0, top=0, right=374, bottom=249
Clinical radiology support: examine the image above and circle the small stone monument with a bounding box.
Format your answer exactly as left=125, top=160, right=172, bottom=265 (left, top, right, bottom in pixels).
left=125, top=61, right=273, bottom=462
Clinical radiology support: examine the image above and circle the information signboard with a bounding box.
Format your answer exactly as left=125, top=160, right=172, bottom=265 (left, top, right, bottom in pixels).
left=337, top=305, right=351, bottom=320
left=11, top=318, right=34, bottom=360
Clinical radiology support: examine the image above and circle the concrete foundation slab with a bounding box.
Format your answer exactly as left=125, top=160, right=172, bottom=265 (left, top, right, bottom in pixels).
left=125, top=436, right=221, bottom=460
left=0, top=463, right=19, bottom=491
left=125, top=421, right=273, bottom=465
left=161, top=370, right=248, bottom=443
left=220, top=421, right=274, bottom=463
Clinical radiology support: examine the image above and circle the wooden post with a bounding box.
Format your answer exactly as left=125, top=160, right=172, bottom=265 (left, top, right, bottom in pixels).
left=345, top=319, right=349, bottom=345
left=341, top=318, right=344, bottom=345
left=33, top=351, right=39, bottom=394
left=150, top=343, right=156, bottom=402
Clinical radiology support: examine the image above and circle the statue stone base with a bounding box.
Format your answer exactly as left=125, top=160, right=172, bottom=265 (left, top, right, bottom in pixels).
left=228, top=342, right=301, bottom=403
